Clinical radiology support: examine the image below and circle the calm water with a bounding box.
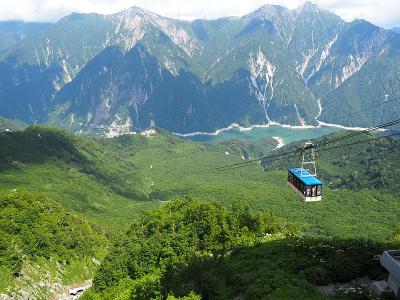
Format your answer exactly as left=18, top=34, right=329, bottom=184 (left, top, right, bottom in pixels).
left=182, top=125, right=343, bottom=145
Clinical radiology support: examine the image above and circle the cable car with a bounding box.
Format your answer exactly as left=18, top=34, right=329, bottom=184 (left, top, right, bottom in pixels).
left=288, top=141, right=322, bottom=202
left=287, top=168, right=322, bottom=202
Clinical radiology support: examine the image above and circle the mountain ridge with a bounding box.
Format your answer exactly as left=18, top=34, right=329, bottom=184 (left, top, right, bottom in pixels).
left=0, top=21, right=51, bottom=52
left=0, top=2, right=399, bottom=135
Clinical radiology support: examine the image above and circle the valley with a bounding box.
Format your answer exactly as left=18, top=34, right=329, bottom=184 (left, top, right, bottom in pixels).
left=0, top=1, right=399, bottom=299
left=0, top=125, right=399, bottom=298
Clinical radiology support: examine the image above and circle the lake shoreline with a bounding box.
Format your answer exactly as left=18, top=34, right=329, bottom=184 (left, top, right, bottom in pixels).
left=173, top=121, right=368, bottom=138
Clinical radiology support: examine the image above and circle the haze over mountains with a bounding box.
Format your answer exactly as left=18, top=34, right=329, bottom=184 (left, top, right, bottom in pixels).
left=392, top=27, right=400, bottom=34
left=1, top=1, right=400, bottom=136
left=0, top=21, right=51, bottom=51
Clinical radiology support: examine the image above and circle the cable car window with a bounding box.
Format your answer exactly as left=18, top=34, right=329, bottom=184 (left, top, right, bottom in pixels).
left=317, top=185, right=321, bottom=196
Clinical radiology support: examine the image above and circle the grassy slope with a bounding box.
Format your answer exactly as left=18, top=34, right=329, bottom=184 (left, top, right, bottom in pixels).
left=0, top=117, right=25, bottom=132
left=0, top=127, right=276, bottom=232
left=1, top=126, right=400, bottom=298
left=0, top=127, right=399, bottom=241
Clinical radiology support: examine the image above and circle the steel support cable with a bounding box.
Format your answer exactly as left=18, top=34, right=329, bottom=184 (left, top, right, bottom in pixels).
left=190, top=118, right=400, bottom=175
left=190, top=96, right=400, bottom=174
left=196, top=132, right=400, bottom=175
left=315, top=118, right=400, bottom=148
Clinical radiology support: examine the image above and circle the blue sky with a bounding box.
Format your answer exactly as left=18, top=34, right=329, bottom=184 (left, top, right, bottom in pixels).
left=1, top=0, right=399, bottom=28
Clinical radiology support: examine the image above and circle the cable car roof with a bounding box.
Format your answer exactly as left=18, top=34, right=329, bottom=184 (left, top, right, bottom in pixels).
left=288, top=168, right=322, bottom=185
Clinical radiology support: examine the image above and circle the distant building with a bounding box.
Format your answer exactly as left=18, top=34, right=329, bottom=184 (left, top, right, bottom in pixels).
left=380, top=249, right=400, bottom=296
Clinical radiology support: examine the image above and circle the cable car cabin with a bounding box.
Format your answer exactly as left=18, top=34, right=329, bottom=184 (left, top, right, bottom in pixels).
left=287, top=168, right=322, bottom=202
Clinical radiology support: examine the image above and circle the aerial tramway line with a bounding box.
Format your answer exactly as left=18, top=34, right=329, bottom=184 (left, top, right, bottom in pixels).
left=191, top=96, right=400, bottom=203
left=286, top=117, right=400, bottom=202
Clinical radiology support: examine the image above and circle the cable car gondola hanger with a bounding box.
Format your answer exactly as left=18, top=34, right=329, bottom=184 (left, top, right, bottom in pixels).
left=287, top=141, right=322, bottom=202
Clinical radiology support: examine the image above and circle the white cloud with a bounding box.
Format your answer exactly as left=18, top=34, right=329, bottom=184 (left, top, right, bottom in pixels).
left=0, top=0, right=399, bottom=28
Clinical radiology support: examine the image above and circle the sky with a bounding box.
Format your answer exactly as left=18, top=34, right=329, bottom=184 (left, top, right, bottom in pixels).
left=0, top=0, right=399, bottom=28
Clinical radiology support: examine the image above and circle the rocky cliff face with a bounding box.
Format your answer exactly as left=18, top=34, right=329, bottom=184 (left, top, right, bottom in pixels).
left=0, top=2, right=399, bottom=134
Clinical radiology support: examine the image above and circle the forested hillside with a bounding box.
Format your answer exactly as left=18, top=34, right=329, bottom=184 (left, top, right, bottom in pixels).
left=82, top=199, right=398, bottom=299
left=0, top=126, right=276, bottom=230
left=0, top=190, right=107, bottom=298
left=1, top=126, right=399, bottom=239
left=0, top=126, right=399, bottom=298
left=84, top=199, right=296, bottom=299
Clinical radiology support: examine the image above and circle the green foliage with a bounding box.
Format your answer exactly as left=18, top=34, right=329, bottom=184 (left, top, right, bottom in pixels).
left=265, top=132, right=400, bottom=193
left=166, top=292, right=201, bottom=300
left=87, top=199, right=399, bottom=299
left=0, top=117, right=24, bottom=132
left=394, top=226, right=400, bottom=242
left=0, top=190, right=107, bottom=260
left=130, top=272, right=163, bottom=300
left=0, top=190, right=107, bottom=292
left=1, top=126, right=400, bottom=298
left=219, top=137, right=277, bottom=159
left=1, top=126, right=400, bottom=243
left=0, top=126, right=161, bottom=231
left=88, top=198, right=296, bottom=298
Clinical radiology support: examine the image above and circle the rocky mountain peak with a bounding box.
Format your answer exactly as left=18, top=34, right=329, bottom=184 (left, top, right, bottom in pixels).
left=113, top=6, right=157, bottom=20
left=296, top=1, right=321, bottom=13
left=245, top=4, right=291, bottom=20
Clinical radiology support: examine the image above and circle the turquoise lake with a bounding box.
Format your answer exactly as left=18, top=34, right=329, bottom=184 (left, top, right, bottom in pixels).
left=182, top=125, right=343, bottom=145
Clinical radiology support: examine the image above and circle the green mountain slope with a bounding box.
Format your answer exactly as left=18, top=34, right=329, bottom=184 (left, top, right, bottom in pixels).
left=1, top=3, right=399, bottom=134
left=83, top=199, right=398, bottom=300
left=84, top=198, right=297, bottom=299
left=0, top=126, right=276, bottom=230
left=1, top=126, right=399, bottom=241
left=264, top=131, right=400, bottom=192
left=0, top=190, right=107, bottom=298
left=1, top=125, right=400, bottom=298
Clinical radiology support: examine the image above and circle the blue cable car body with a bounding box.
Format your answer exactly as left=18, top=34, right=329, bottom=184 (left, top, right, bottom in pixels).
left=287, top=168, right=322, bottom=202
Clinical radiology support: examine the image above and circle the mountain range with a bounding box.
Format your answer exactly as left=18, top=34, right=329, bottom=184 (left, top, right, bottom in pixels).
left=392, top=27, right=400, bottom=34
left=0, top=21, right=51, bottom=52
left=1, top=2, right=400, bottom=136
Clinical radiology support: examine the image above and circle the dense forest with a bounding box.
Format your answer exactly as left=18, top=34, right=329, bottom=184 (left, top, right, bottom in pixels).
left=82, top=199, right=397, bottom=299
left=0, top=190, right=107, bottom=298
